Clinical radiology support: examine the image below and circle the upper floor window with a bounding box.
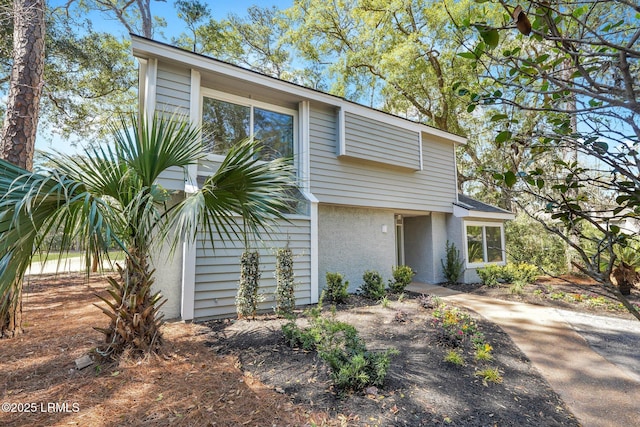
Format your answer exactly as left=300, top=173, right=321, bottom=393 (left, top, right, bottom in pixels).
left=201, top=90, right=296, bottom=162
left=465, top=222, right=505, bottom=266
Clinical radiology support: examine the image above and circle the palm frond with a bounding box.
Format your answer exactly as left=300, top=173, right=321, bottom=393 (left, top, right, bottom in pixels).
left=0, top=159, right=125, bottom=303
left=167, top=138, right=295, bottom=252
left=112, top=112, right=203, bottom=188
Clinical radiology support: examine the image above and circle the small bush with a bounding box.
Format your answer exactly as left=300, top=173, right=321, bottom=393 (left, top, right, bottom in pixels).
left=322, top=345, right=399, bottom=391
left=236, top=251, right=261, bottom=319
left=325, top=272, right=349, bottom=303
left=441, top=241, right=464, bottom=284
left=360, top=270, right=386, bottom=300
left=477, top=265, right=502, bottom=287
left=389, top=265, right=415, bottom=293
left=477, top=263, right=539, bottom=287
left=501, top=263, right=538, bottom=284
left=282, top=302, right=398, bottom=392
left=380, top=296, right=390, bottom=308
left=509, top=281, right=525, bottom=295
left=275, top=248, right=296, bottom=316
left=432, top=305, right=479, bottom=347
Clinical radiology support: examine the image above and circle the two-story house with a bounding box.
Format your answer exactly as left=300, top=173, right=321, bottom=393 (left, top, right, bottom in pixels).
left=132, top=35, right=513, bottom=321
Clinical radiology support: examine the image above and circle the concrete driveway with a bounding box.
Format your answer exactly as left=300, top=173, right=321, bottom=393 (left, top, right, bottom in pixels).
left=556, top=309, right=640, bottom=383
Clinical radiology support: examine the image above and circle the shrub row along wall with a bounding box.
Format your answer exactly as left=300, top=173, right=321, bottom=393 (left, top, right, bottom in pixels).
left=194, top=217, right=312, bottom=320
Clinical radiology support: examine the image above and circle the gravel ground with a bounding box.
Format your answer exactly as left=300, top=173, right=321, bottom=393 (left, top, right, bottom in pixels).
left=556, top=309, right=640, bottom=383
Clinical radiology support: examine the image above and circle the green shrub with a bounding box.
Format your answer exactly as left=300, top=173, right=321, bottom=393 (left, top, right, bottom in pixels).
left=321, top=345, right=399, bottom=391
left=281, top=302, right=397, bottom=392
left=474, top=342, right=493, bottom=362
left=388, top=265, right=415, bottom=293
left=441, top=241, right=464, bottom=284
left=477, top=265, right=502, bottom=286
left=513, top=263, right=539, bottom=284
left=274, top=248, right=296, bottom=316
left=506, top=214, right=567, bottom=275
left=236, top=251, right=261, bottom=319
left=477, top=263, right=539, bottom=286
left=360, top=270, right=386, bottom=300
left=324, top=272, right=349, bottom=303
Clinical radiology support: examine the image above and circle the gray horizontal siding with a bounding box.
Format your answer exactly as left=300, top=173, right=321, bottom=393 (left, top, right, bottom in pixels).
left=193, top=217, right=312, bottom=320
left=344, top=112, right=420, bottom=170
left=310, top=105, right=456, bottom=212
left=156, top=62, right=191, bottom=113
left=154, top=62, right=192, bottom=191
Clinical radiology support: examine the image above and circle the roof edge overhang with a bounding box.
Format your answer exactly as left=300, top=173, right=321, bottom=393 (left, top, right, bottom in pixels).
left=453, top=204, right=515, bottom=221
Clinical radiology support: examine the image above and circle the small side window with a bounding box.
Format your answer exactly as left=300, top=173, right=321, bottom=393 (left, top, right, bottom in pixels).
left=465, top=222, right=505, bottom=266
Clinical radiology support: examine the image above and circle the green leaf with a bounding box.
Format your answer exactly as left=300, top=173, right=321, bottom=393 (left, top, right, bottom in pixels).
left=467, top=104, right=476, bottom=113
left=495, top=130, right=512, bottom=144
left=490, top=114, right=508, bottom=122
left=479, top=29, right=499, bottom=49
left=458, top=52, right=477, bottom=60
left=504, top=171, right=517, bottom=187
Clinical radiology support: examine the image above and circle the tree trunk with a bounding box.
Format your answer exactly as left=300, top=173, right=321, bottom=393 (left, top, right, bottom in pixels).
left=1, top=285, right=23, bottom=338
left=1, top=0, right=45, bottom=171
left=0, top=0, right=45, bottom=338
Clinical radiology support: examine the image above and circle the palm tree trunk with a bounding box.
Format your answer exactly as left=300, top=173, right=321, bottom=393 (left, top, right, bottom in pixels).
left=1, top=285, right=23, bottom=338
left=95, top=249, right=164, bottom=357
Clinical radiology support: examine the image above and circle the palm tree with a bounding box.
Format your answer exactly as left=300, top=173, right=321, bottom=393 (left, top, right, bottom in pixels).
left=0, top=113, right=293, bottom=355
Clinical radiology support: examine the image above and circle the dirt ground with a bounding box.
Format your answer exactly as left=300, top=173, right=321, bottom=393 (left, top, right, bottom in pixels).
left=0, top=274, right=317, bottom=427
left=2, top=273, right=627, bottom=426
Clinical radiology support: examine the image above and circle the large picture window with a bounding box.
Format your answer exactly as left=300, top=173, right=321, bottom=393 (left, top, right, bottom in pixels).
left=465, top=222, right=504, bottom=266
left=201, top=92, right=295, bottom=162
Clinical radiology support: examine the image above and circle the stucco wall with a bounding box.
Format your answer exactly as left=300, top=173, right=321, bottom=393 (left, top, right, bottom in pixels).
left=404, top=213, right=448, bottom=284
left=404, top=216, right=430, bottom=283
left=318, top=205, right=395, bottom=293
left=150, top=238, right=184, bottom=320
left=149, top=193, right=186, bottom=320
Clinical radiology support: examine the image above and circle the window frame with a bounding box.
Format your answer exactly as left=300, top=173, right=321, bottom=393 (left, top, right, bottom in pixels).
left=463, top=221, right=506, bottom=268
left=200, top=88, right=298, bottom=164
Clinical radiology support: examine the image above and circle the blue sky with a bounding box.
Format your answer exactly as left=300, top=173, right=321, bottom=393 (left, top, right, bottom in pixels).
left=37, top=0, right=293, bottom=154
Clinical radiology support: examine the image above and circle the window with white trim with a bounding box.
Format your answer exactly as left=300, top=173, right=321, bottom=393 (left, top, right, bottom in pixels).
left=201, top=90, right=296, bottom=162
left=465, top=222, right=505, bottom=266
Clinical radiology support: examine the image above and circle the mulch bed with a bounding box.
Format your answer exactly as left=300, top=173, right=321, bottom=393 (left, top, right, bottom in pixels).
left=206, top=294, right=579, bottom=426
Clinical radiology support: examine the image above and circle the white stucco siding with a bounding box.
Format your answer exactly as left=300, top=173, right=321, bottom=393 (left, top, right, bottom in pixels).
left=309, top=105, right=457, bottom=212
left=344, top=112, right=420, bottom=170
left=318, top=205, right=395, bottom=294
left=193, top=217, right=312, bottom=320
